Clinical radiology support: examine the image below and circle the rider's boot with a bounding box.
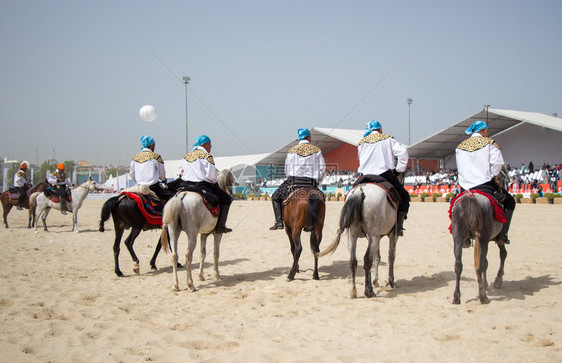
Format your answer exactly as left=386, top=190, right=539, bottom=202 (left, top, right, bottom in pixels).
left=269, top=200, right=284, bottom=230
left=214, top=204, right=232, bottom=234
left=495, top=209, right=514, bottom=245
left=60, top=194, right=68, bottom=215
left=396, top=211, right=407, bottom=236
left=17, top=194, right=25, bottom=210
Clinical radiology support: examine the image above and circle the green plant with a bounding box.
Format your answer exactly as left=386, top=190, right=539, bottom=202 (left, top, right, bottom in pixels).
left=446, top=192, right=456, bottom=199
left=544, top=193, right=556, bottom=200
left=530, top=193, right=540, bottom=200
left=409, top=193, right=419, bottom=198
left=514, top=193, right=523, bottom=201
left=336, top=193, right=343, bottom=198
left=420, top=192, right=431, bottom=199
left=327, top=192, right=335, bottom=198
left=432, top=192, right=442, bottom=198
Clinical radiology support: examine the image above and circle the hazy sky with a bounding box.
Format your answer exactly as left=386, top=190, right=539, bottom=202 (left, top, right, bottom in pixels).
left=1, top=1, right=561, bottom=166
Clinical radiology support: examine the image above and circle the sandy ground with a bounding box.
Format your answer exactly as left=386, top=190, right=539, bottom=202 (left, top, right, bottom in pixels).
left=0, top=199, right=561, bottom=362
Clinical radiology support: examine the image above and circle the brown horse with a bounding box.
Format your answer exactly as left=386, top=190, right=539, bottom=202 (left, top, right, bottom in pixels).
left=282, top=188, right=325, bottom=281
left=1, top=180, right=50, bottom=228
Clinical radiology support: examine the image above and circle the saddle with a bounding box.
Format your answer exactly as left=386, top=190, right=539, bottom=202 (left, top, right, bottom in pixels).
left=448, top=190, right=507, bottom=234
left=177, top=190, right=220, bottom=217
left=44, top=187, right=72, bottom=204
left=348, top=175, right=400, bottom=207
left=7, top=188, right=31, bottom=201
left=119, top=192, right=163, bottom=226
left=283, top=187, right=325, bottom=206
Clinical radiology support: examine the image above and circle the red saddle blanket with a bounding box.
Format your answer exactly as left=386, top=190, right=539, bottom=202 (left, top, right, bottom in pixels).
left=121, top=192, right=163, bottom=226
left=448, top=190, right=506, bottom=233
left=49, top=195, right=72, bottom=204
left=283, top=188, right=325, bottom=206
left=8, top=189, right=32, bottom=201
left=180, top=191, right=220, bottom=217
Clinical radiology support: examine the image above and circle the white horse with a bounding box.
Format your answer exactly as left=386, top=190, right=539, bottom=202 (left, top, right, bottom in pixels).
left=160, top=169, right=235, bottom=291
left=317, top=183, right=399, bottom=298
left=32, top=178, right=102, bottom=233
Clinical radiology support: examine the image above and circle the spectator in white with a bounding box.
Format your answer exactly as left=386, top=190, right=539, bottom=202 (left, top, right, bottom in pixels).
left=353, top=120, right=410, bottom=235
left=269, top=128, right=326, bottom=230
left=455, top=120, right=515, bottom=244
left=47, top=163, right=72, bottom=214
left=129, top=135, right=174, bottom=203
left=13, top=161, right=32, bottom=210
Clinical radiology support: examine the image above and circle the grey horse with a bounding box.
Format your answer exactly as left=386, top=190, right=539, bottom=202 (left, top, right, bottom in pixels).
left=317, top=183, right=399, bottom=298
left=160, top=169, right=235, bottom=291
left=450, top=170, right=509, bottom=304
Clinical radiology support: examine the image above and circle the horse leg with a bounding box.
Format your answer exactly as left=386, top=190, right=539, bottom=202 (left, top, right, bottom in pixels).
left=168, top=224, right=182, bottom=291
left=124, top=227, right=142, bottom=275
left=373, top=246, right=381, bottom=287
left=212, top=233, right=223, bottom=281
left=348, top=231, right=358, bottom=299
left=310, top=228, right=321, bottom=280
left=185, top=231, right=198, bottom=291
left=474, top=238, right=490, bottom=304
left=2, top=203, right=12, bottom=228
left=199, top=233, right=208, bottom=281
left=494, top=243, right=508, bottom=289
left=387, top=234, right=398, bottom=288
left=113, top=227, right=125, bottom=277
left=150, top=235, right=163, bottom=270
left=288, top=228, right=303, bottom=281
left=452, top=234, right=464, bottom=304
left=364, top=236, right=380, bottom=298
left=41, top=207, right=51, bottom=232
left=72, top=210, right=78, bottom=232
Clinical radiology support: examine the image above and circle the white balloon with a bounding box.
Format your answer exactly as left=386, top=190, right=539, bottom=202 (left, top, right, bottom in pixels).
left=139, top=105, right=157, bottom=122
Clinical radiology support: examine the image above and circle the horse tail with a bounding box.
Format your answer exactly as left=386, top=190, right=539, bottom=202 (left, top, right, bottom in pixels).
left=316, top=228, right=343, bottom=257
left=307, top=191, right=322, bottom=228
left=457, top=194, right=484, bottom=236
left=339, top=189, right=364, bottom=231
left=99, top=196, right=118, bottom=232
left=161, top=197, right=182, bottom=253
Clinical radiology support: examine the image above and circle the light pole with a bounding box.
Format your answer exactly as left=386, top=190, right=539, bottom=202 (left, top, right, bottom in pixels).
left=407, top=98, right=413, bottom=145
left=183, top=76, right=191, bottom=154
left=484, top=104, right=490, bottom=124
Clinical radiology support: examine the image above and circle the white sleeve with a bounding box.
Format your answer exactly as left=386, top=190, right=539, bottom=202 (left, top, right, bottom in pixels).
left=129, top=160, right=136, bottom=182
left=489, top=145, right=505, bottom=176
left=157, top=160, right=166, bottom=181
left=206, top=162, right=219, bottom=183
left=317, top=152, right=326, bottom=183
left=391, top=139, right=409, bottom=173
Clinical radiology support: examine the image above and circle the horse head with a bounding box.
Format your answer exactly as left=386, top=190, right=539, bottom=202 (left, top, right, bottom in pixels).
left=218, top=168, right=235, bottom=197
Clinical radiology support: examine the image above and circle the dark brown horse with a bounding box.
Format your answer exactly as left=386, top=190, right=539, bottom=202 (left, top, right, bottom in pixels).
left=99, top=194, right=166, bottom=277
left=282, top=188, right=325, bottom=280
left=1, top=180, right=50, bottom=228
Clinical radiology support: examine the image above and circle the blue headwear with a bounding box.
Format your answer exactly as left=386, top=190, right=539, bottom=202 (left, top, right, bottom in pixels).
left=465, top=120, right=488, bottom=135
left=298, top=128, right=311, bottom=140
left=140, top=135, right=155, bottom=149
left=193, top=135, right=211, bottom=147
left=363, top=120, right=382, bottom=137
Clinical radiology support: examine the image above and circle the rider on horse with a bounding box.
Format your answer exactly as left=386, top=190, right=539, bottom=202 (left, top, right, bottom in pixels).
left=13, top=161, right=31, bottom=210
left=455, top=120, right=515, bottom=244
left=269, top=128, right=326, bottom=230
left=178, top=135, right=233, bottom=234
left=129, top=135, right=175, bottom=203
left=47, top=163, right=72, bottom=215
left=353, top=120, right=410, bottom=236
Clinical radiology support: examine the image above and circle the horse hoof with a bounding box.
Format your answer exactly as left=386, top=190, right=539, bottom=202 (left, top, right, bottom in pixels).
left=350, top=287, right=357, bottom=299
left=133, top=268, right=140, bottom=275
left=480, top=296, right=490, bottom=304
left=452, top=298, right=460, bottom=305
left=150, top=265, right=157, bottom=271
left=494, top=278, right=503, bottom=289
left=287, top=276, right=295, bottom=282
left=116, top=271, right=124, bottom=277
left=172, top=285, right=179, bottom=291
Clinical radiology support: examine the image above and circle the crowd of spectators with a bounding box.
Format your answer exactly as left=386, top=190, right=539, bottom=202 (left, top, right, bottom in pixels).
left=506, top=162, right=560, bottom=195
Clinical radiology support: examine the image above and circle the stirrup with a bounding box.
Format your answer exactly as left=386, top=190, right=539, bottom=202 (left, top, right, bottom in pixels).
left=269, top=222, right=284, bottom=230
left=214, top=226, right=232, bottom=234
